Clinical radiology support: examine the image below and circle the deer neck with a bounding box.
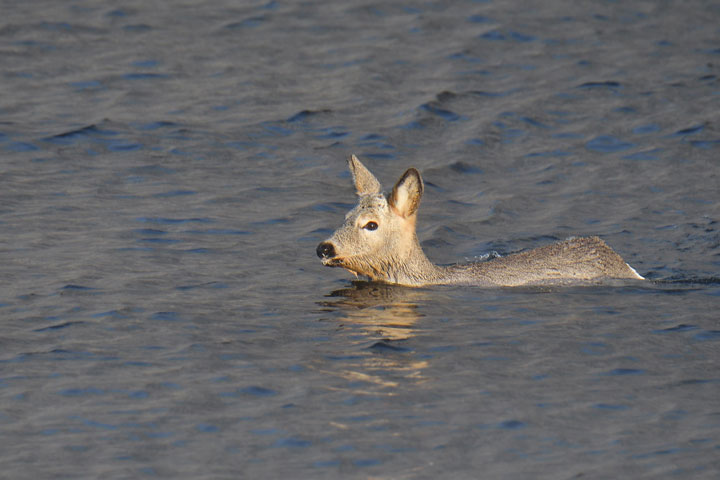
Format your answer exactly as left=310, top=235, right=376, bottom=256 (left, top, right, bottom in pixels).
left=377, top=235, right=447, bottom=286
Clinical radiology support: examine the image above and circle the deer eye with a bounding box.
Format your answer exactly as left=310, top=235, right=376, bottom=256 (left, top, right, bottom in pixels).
left=362, top=221, right=379, bottom=231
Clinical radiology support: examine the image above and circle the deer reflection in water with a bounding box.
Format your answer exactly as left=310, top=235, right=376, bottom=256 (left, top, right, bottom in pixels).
left=316, top=281, right=431, bottom=397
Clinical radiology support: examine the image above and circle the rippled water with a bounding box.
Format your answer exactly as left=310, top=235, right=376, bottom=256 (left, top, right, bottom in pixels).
left=2, top=0, right=719, bottom=478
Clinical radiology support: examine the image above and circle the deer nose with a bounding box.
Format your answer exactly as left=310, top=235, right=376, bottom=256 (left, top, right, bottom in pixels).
left=316, top=242, right=336, bottom=259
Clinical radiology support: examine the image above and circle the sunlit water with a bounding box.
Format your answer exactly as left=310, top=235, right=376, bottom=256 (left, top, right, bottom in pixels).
left=2, top=1, right=719, bottom=478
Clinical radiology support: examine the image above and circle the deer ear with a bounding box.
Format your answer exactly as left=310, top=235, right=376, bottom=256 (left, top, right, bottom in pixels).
left=348, top=155, right=382, bottom=196
left=389, top=168, right=423, bottom=218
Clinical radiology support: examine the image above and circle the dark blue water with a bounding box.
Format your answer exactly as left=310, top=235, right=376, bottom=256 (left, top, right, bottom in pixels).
left=2, top=1, right=719, bottom=478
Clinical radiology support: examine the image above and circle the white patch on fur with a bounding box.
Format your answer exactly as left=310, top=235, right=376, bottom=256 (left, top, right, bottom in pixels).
left=626, top=263, right=645, bottom=280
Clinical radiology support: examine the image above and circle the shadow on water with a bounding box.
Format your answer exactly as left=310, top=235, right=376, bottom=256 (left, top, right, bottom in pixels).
left=653, top=276, right=720, bottom=286
left=633, top=275, right=720, bottom=295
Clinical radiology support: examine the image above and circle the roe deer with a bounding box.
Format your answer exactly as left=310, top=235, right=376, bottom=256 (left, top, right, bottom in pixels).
left=317, top=155, right=644, bottom=287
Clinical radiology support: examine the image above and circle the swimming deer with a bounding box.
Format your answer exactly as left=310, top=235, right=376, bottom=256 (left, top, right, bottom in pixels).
left=316, top=155, right=644, bottom=287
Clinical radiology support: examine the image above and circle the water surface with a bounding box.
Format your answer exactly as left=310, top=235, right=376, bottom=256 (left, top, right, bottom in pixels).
left=1, top=0, right=719, bottom=478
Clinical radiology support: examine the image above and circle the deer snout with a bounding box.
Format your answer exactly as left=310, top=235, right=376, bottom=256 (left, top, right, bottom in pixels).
left=316, top=241, right=336, bottom=259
